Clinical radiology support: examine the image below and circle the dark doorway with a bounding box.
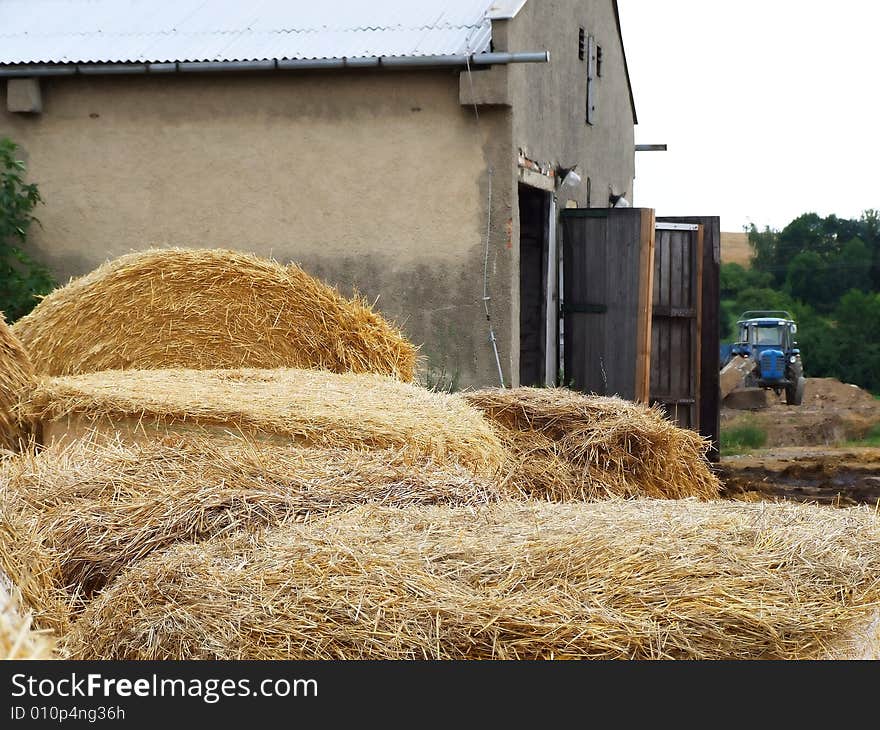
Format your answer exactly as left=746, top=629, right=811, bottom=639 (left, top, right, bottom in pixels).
left=519, top=184, right=551, bottom=387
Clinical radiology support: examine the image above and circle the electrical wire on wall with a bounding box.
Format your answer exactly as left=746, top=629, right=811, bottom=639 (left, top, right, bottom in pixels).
left=466, top=55, right=506, bottom=388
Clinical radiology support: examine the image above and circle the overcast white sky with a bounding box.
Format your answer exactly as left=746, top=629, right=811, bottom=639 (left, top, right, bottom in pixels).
left=616, top=1, right=880, bottom=233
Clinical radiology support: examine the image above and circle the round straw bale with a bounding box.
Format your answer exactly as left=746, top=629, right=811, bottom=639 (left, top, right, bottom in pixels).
left=0, top=312, right=35, bottom=452
left=12, top=248, right=417, bottom=381
left=3, top=435, right=501, bottom=602
left=21, top=367, right=506, bottom=476
left=463, top=387, right=720, bottom=500
left=65, top=500, right=880, bottom=660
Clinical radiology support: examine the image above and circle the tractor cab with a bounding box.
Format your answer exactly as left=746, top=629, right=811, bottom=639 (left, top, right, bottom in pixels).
left=730, top=311, right=805, bottom=405
left=738, top=318, right=796, bottom=355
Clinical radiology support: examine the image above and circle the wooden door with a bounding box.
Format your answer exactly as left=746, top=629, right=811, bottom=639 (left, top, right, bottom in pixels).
left=650, top=223, right=703, bottom=429
left=560, top=208, right=655, bottom=402
left=658, top=216, right=721, bottom=461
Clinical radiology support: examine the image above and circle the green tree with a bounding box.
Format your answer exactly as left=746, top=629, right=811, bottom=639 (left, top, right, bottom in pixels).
left=746, top=223, right=778, bottom=274
left=776, top=213, right=828, bottom=277
left=831, top=289, right=880, bottom=392
left=720, top=262, right=772, bottom=299
left=860, top=209, right=880, bottom=289
left=787, top=305, right=838, bottom=379
left=785, top=251, right=829, bottom=310
left=730, top=286, right=796, bottom=319
left=833, top=237, right=872, bottom=297
left=0, top=137, right=55, bottom=320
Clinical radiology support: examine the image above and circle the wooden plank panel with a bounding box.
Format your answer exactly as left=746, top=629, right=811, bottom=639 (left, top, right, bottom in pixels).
left=659, top=216, right=720, bottom=461
left=651, top=226, right=700, bottom=430
left=562, top=209, right=653, bottom=401
left=671, top=231, right=683, bottom=310
left=605, top=212, right=636, bottom=397
left=635, top=208, right=655, bottom=403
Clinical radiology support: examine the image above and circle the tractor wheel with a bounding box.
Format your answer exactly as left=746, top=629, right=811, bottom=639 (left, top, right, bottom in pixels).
left=786, top=376, right=805, bottom=406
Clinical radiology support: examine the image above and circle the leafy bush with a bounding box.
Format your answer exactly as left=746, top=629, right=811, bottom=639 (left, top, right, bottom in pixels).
left=0, top=137, right=55, bottom=320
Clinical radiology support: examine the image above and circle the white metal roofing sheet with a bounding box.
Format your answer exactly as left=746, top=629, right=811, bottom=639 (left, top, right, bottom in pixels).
left=0, top=0, right=523, bottom=64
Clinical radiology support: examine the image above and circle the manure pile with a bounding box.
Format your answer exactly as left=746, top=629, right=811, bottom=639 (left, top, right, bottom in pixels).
left=0, top=313, right=34, bottom=452
left=464, top=387, right=720, bottom=500
left=64, top=500, right=880, bottom=661
left=12, top=248, right=416, bottom=381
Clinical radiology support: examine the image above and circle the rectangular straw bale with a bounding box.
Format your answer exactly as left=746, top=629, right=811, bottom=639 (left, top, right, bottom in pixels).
left=21, top=367, right=507, bottom=477
left=64, top=500, right=880, bottom=661
left=463, top=387, right=720, bottom=500
left=2, top=435, right=501, bottom=605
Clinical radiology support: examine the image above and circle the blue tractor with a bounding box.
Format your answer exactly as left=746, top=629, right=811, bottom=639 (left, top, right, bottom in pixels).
left=729, top=311, right=805, bottom=405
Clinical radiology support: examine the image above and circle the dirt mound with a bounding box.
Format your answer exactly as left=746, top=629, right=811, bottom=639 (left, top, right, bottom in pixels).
left=799, top=378, right=878, bottom=409
left=722, top=378, right=880, bottom=448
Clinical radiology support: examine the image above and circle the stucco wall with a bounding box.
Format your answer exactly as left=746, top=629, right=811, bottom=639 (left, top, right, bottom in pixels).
left=1, top=70, right=514, bottom=388
left=498, top=0, right=637, bottom=385
left=505, top=0, right=636, bottom=208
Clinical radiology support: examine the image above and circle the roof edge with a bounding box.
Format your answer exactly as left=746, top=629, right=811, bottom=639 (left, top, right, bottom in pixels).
left=612, top=0, right=638, bottom=125
left=0, top=52, right=550, bottom=77
left=487, top=0, right=529, bottom=20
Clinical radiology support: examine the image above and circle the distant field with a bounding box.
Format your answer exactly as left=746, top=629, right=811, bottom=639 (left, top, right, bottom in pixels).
left=720, top=231, right=751, bottom=266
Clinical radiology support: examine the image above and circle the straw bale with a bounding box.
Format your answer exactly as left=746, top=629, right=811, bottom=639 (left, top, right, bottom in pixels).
left=0, top=584, right=54, bottom=660
left=0, top=312, right=35, bottom=452
left=21, top=367, right=506, bottom=476
left=464, top=387, right=720, bottom=500
left=0, top=490, right=70, bottom=635
left=65, top=500, right=880, bottom=660
left=3, top=435, right=501, bottom=601
left=12, top=248, right=417, bottom=381
left=824, top=611, right=880, bottom=660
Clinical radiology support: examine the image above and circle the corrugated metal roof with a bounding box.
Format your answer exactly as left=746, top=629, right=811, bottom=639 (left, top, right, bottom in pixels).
left=0, top=0, right=526, bottom=65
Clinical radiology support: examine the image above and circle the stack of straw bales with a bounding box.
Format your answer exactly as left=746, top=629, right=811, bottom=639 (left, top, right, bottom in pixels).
left=0, top=312, right=35, bottom=452
left=464, top=387, right=720, bottom=500
left=2, top=436, right=501, bottom=601
left=12, top=248, right=417, bottom=381
left=21, top=367, right=506, bottom=477
left=64, top=500, right=880, bottom=660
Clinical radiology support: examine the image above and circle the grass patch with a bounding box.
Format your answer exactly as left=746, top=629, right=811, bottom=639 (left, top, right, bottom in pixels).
left=721, top=423, right=768, bottom=456
left=844, top=422, right=880, bottom=448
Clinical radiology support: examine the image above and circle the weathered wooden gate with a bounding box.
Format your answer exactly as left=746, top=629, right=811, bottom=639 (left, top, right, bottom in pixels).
left=658, top=216, right=721, bottom=461
left=559, top=209, right=720, bottom=460
left=560, top=208, right=655, bottom=402
left=649, top=222, right=703, bottom=430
